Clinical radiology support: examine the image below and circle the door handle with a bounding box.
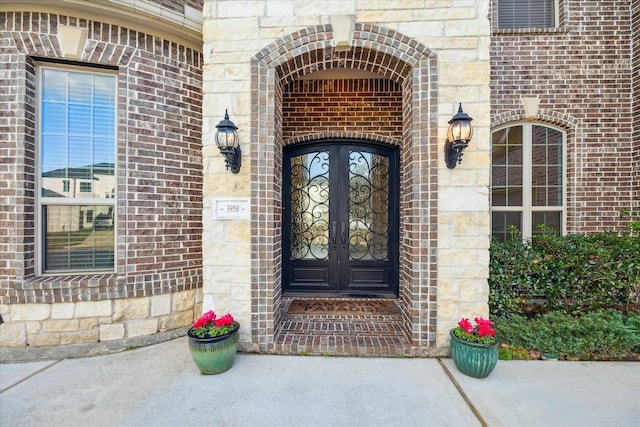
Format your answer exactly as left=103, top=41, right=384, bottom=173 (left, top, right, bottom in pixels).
left=331, top=221, right=337, bottom=247
left=341, top=222, right=347, bottom=247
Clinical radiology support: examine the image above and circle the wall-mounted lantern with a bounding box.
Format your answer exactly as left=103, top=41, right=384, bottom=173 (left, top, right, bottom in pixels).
left=215, top=109, right=240, bottom=173
left=445, top=103, right=474, bottom=169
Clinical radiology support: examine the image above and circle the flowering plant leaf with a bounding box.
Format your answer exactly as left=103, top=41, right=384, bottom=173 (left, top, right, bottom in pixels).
left=453, top=317, right=497, bottom=344
left=190, top=310, right=237, bottom=338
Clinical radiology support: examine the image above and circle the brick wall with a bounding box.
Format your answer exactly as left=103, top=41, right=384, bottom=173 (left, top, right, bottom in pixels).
left=632, top=2, right=640, bottom=213
left=491, top=0, right=635, bottom=233
left=0, top=11, right=203, bottom=304
left=282, top=79, right=403, bottom=142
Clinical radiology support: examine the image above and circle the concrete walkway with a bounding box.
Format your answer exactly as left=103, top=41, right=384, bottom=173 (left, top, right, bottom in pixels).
left=1, top=337, right=638, bottom=427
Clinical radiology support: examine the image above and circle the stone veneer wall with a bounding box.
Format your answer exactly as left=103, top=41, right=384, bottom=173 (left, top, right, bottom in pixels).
left=490, top=0, right=637, bottom=232
left=202, top=0, right=491, bottom=352
left=0, top=5, right=203, bottom=348
left=1, top=289, right=201, bottom=347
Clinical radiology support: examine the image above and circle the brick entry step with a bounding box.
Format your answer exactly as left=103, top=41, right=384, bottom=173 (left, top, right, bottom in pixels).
left=274, top=298, right=412, bottom=357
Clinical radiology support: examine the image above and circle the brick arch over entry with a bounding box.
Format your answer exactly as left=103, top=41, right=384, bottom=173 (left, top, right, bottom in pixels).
left=250, top=23, right=439, bottom=351
left=285, top=133, right=401, bottom=147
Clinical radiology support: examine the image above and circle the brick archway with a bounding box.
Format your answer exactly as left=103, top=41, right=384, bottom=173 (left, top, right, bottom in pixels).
left=250, top=23, right=439, bottom=352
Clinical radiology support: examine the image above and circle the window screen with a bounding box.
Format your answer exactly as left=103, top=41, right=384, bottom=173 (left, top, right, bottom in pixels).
left=497, top=0, right=555, bottom=29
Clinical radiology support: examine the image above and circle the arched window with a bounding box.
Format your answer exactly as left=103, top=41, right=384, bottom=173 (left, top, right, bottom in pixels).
left=491, top=123, right=566, bottom=241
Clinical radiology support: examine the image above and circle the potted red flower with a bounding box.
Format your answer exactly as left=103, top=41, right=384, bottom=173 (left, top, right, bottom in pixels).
left=187, top=310, right=240, bottom=375
left=449, top=317, right=498, bottom=378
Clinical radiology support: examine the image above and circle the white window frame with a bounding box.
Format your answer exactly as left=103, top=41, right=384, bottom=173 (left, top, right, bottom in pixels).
left=491, top=122, right=567, bottom=240
left=36, top=63, right=118, bottom=275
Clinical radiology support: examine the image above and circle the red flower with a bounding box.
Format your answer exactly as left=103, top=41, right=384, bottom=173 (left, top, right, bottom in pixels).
left=214, top=313, right=234, bottom=327
left=191, top=310, right=237, bottom=339
left=458, top=318, right=474, bottom=334
left=475, top=317, right=496, bottom=337
left=454, top=316, right=496, bottom=344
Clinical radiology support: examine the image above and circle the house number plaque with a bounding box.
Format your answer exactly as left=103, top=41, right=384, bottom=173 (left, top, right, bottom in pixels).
left=212, top=197, right=250, bottom=220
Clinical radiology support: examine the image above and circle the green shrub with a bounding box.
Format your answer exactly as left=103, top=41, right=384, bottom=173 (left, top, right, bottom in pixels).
left=489, top=227, right=640, bottom=317
left=498, top=344, right=530, bottom=360
left=495, top=310, right=640, bottom=360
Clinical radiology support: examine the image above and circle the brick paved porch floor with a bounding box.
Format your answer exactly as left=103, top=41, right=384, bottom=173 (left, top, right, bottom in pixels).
left=274, top=298, right=414, bottom=356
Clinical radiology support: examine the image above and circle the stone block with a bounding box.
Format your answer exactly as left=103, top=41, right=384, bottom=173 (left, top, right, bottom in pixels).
left=459, top=302, right=489, bottom=319
left=207, top=242, right=251, bottom=266
left=439, top=187, right=489, bottom=212
left=431, top=4, right=478, bottom=21
left=11, top=304, right=51, bottom=321
left=126, top=319, right=158, bottom=338
left=28, top=333, right=61, bottom=347
left=260, top=27, right=284, bottom=39
left=79, top=318, right=99, bottom=329
left=42, top=319, right=79, bottom=332
left=396, top=21, right=445, bottom=39
left=266, top=1, right=293, bottom=16
left=204, top=293, right=231, bottom=314
left=440, top=62, right=490, bottom=86
left=203, top=19, right=258, bottom=42
left=458, top=279, right=484, bottom=302
left=75, top=301, right=112, bottom=318
left=171, top=290, right=195, bottom=312
left=210, top=265, right=247, bottom=284
left=0, top=304, right=10, bottom=318
left=450, top=235, right=490, bottom=250
left=113, top=297, right=150, bottom=322
left=436, top=279, right=459, bottom=297
left=217, top=1, right=265, bottom=18
left=230, top=281, right=251, bottom=300
left=160, top=311, right=193, bottom=331
left=25, top=321, right=42, bottom=334
left=296, top=1, right=355, bottom=15
left=100, top=324, right=125, bottom=341
left=452, top=212, right=481, bottom=236
left=438, top=249, right=477, bottom=266
left=150, top=294, right=171, bottom=316
left=462, top=151, right=491, bottom=169
left=0, top=322, right=26, bottom=346
left=226, top=222, right=251, bottom=243
left=437, top=297, right=460, bottom=322
left=223, top=63, right=251, bottom=81
left=259, top=15, right=320, bottom=30
left=51, top=303, right=75, bottom=319
left=440, top=264, right=488, bottom=280
left=60, top=330, right=99, bottom=345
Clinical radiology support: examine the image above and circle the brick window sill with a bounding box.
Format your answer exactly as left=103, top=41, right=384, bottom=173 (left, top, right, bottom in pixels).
left=492, top=27, right=569, bottom=36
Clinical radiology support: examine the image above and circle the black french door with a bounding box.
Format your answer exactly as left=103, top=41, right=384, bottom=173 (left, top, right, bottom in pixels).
left=282, top=140, right=399, bottom=296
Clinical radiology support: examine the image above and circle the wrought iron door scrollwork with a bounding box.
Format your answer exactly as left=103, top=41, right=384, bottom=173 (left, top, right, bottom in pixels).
left=289, top=151, right=330, bottom=260
left=348, top=151, right=390, bottom=261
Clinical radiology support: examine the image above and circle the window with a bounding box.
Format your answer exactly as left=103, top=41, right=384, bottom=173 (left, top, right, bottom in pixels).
left=38, top=66, right=116, bottom=273
left=79, top=182, right=92, bottom=193
left=497, top=0, right=556, bottom=29
left=491, top=123, right=565, bottom=241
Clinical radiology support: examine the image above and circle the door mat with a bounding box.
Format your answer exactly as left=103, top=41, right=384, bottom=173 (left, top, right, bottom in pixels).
left=288, top=299, right=401, bottom=315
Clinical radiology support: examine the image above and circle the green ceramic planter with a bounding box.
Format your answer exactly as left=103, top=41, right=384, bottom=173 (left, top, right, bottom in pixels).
left=188, top=322, right=240, bottom=375
left=449, top=329, right=498, bottom=378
